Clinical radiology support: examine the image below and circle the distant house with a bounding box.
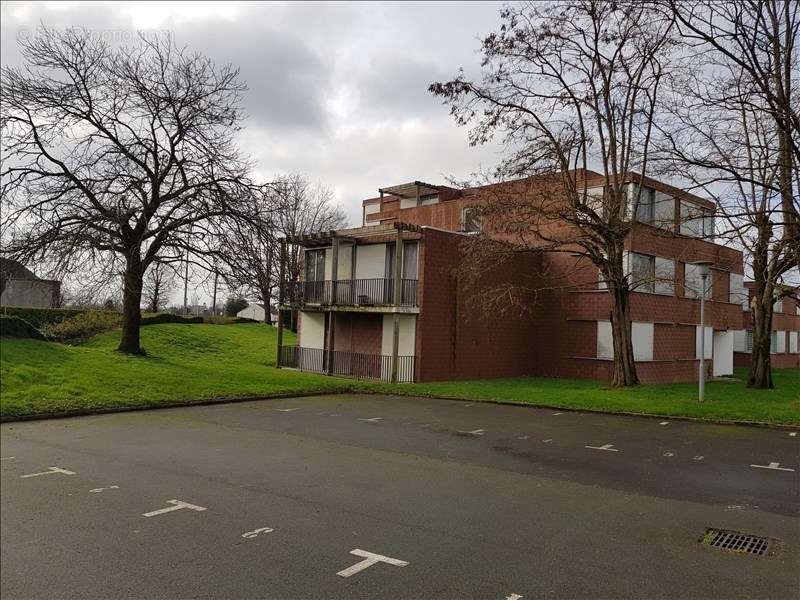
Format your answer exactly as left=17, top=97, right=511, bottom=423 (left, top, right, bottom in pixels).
left=0, top=258, right=61, bottom=308
left=236, top=303, right=274, bottom=323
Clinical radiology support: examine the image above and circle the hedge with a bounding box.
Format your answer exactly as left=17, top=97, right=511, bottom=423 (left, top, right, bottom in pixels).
left=0, top=307, right=119, bottom=329
left=0, top=314, right=46, bottom=339
left=140, top=313, right=204, bottom=325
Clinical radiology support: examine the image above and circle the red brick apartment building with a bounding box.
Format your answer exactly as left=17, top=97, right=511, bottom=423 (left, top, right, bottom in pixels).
left=276, top=171, right=799, bottom=383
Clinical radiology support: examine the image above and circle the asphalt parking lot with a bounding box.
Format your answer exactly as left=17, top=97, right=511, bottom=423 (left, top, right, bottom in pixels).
left=1, top=393, right=798, bottom=599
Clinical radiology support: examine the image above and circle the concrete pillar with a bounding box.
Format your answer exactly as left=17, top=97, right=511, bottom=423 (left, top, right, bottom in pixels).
left=391, top=229, right=403, bottom=383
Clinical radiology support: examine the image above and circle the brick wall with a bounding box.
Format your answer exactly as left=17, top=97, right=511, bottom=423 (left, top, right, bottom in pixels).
left=416, top=228, right=542, bottom=382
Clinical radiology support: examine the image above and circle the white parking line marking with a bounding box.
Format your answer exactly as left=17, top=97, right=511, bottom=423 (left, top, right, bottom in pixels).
left=586, top=444, right=619, bottom=452
left=750, top=462, right=795, bottom=472
left=336, top=549, right=409, bottom=578
left=517, top=435, right=529, bottom=440
left=506, top=594, right=523, bottom=600
left=464, top=403, right=475, bottom=407
left=693, top=455, right=705, bottom=461
left=20, top=466, right=76, bottom=478
left=552, top=412, right=563, bottom=416
left=659, top=421, right=669, bottom=426
left=276, top=408, right=301, bottom=412
left=142, top=499, right=207, bottom=517
left=458, top=429, right=485, bottom=436
left=89, top=485, right=119, bottom=493
left=542, top=439, right=552, bottom=443
left=663, top=451, right=674, bottom=457
left=1, top=457, right=15, bottom=460
left=329, top=414, right=340, bottom=417
left=241, top=527, right=274, bottom=539
left=358, top=417, right=383, bottom=423
left=789, top=432, right=797, bottom=437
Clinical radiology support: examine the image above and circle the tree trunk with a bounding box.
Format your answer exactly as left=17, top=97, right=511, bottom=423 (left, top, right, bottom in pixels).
left=118, top=251, right=145, bottom=355
left=609, top=284, right=639, bottom=387
left=747, top=295, right=774, bottom=389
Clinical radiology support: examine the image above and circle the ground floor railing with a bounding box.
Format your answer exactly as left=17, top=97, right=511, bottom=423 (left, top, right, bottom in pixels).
left=278, top=346, right=416, bottom=383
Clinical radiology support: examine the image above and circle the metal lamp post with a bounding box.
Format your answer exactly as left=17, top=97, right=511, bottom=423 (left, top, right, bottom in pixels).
left=694, top=261, right=713, bottom=402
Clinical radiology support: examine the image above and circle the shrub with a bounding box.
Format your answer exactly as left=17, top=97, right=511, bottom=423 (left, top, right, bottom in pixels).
left=0, top=314, right=46, bottom=339
left=140, top=313, right=203, bottom=326
left=42, top=311, right=121, bottom=341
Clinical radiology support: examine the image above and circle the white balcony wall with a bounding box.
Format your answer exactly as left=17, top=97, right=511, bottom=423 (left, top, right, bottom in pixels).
left=381, top=314, right=417, bottom=380
left=354, top=243, right=387, bottom=279
left=299, top=311, right=325, bottom=349
left=712, top=331, right=734, bottom=376
left=695, top=325, right=713, bottom=359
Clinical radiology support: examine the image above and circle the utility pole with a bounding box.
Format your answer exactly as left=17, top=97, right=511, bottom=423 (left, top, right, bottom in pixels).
left=212, top=267, right=219, bottom=317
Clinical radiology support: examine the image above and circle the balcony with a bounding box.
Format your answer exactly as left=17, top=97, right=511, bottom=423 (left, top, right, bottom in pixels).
left=278, top=346, right=416, bottom=383
left=282, top=278, right=419, bottom=307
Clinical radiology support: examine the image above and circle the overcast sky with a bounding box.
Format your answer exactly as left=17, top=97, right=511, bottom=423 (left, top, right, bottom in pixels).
left=1, top=1, right=506, bottom=227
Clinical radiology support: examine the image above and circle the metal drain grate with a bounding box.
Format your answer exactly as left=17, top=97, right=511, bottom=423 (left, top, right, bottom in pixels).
left=701, top=528, right=772, bottom=556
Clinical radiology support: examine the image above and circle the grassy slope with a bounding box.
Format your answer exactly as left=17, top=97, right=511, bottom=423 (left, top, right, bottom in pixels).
left=367, top=369, right=800, bottom=425
left=1, top=324, right=798, bottom=424
left=0, top=324, right=347, bottom=418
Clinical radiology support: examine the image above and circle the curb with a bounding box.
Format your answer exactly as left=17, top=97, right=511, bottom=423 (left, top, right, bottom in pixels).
left=2, top=387, right=797, bottom=431
left=366, top=391, right=800, bottom=431
left=0, top=390, right=351, bottom=423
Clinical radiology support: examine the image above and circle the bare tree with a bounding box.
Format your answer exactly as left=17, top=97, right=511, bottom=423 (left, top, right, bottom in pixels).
left=215, top=174, right=345, bottom=326
left=216, top=187, right=277, bottom=323
left=1, top=27, right=256, bottom=354
left=664, top=0, right=800, bottom=388
left=430, top=1, right=676, bottom=386
left=142, top=261, right=177, bottom=314
left=274, top=174, right=347, bottom=287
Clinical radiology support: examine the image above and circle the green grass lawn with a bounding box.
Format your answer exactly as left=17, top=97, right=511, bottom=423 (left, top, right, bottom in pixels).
left=367, top=369, right=800, bottom=426
left=0, top=323, right=348, bottom=419
left=1, top=323, right=798, bottom=424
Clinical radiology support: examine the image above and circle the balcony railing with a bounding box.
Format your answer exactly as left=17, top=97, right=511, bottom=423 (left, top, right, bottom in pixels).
left=282, top=278, right=418, bottom=307
left=278, top=346, right=416, bottom=383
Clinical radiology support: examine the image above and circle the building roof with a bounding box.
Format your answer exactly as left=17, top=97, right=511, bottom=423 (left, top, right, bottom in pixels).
left=282, top=221, right=423, bottom=247
left=0, top=257, right=37, bottom=281
left=378, top=181, right=440, bottom=198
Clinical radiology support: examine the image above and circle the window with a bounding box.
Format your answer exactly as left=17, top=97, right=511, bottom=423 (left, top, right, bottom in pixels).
left=632, top=185, right=654, bottom=224
left=654, top=257, right=675, bottom=296
left=790, top=331, right=799, bottom=354
left=632, top=322, right=654, bottom=361
left=773, top=298, right=783, bottom=313
left=653, top=192, right=675, bottom=230
left=304, top=249, right=325, bottom=281
left=597, top=321, right=654, bottom=361
left=680, top=201, right=714, bottom=238
left=597, top=321, right=613, bottom=359
left=684, top=263, right=712, bottom=299
left=771, top=331, right=786, bottom=353
left=462, top=207, right=481, bottom=233
left=729, top=273, right=748, bottom=308
left=695, top=325, right=712, bottom=359
left=733, top=330, right=748, bottom=352
left=402, top=242, right=418, bottom=279
left=420, top=193, right=439, bottom=206
left=746, top=329, right=753, bottom=352
left=629, top=252, right=655, bottom=293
